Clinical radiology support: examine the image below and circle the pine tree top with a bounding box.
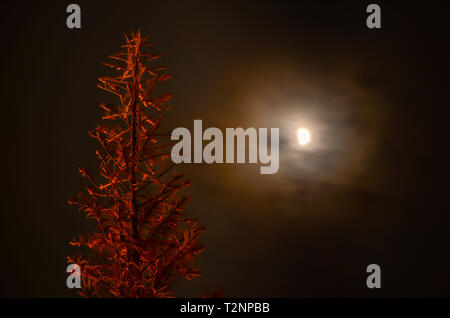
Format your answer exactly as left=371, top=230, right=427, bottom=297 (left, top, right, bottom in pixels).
left=68, top=30, right=205, bottom=298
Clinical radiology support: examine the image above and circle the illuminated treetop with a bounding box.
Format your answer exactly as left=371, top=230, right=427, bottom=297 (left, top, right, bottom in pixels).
left=68, top=30, right=205, bottom=297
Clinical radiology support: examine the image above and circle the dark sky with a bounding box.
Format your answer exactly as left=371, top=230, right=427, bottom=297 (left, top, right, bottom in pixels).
left=1, top=0, right=449, bottom=297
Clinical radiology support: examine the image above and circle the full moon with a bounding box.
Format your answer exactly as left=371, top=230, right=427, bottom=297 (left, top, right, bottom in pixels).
left=297, top=128, right=311, bottom=145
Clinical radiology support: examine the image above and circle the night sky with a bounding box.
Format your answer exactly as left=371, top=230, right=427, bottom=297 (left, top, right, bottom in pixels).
left=1, top=1, right=450, bottom=297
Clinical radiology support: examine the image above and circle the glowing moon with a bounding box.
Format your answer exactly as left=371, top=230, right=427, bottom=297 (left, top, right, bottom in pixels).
left=297, top=128, right=310, bottom=145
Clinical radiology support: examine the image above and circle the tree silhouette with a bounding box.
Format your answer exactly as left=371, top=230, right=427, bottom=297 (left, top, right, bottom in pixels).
left=68, top=30, right=205, bottom=297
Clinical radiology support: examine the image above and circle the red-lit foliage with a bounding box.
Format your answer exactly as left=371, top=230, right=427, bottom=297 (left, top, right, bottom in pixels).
left=68, top=30, right=205, bottom=297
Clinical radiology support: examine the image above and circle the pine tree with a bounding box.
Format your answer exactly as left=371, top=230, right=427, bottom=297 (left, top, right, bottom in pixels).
left=68, top=30, right=205, bottom=297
